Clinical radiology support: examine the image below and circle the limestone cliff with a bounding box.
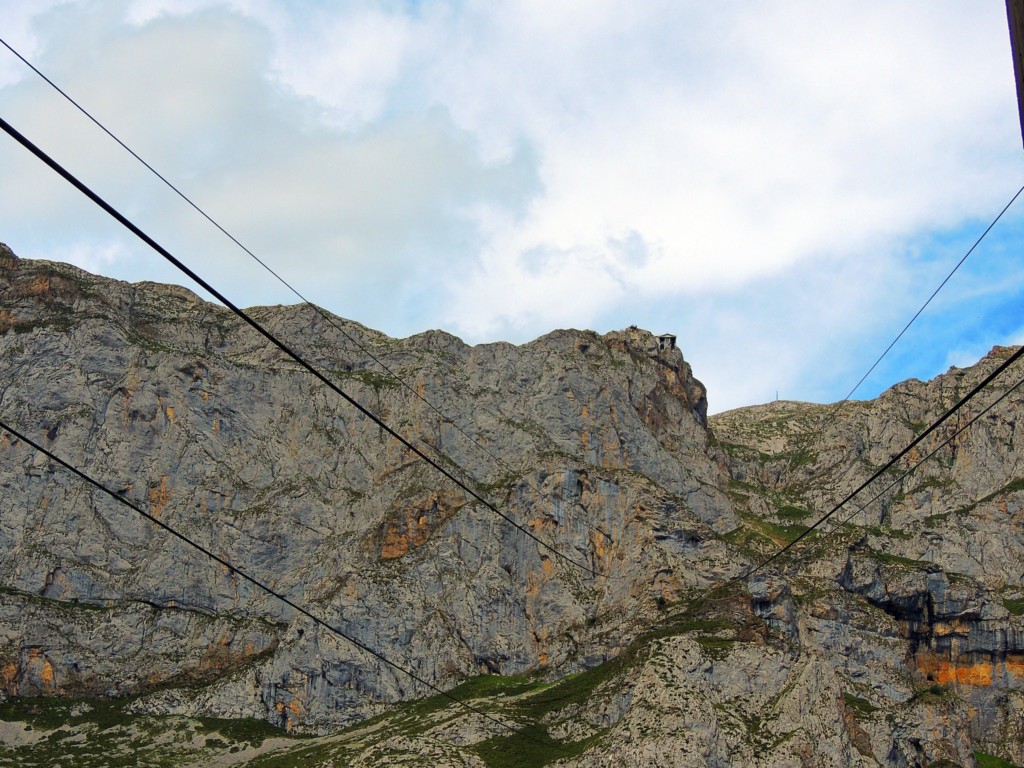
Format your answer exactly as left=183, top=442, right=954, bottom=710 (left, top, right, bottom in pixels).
left=1, top=244, right=1023, bottom=767
left=0, top=247, right=735, bottom=731
left=712, top=352, right=1024, bottom=767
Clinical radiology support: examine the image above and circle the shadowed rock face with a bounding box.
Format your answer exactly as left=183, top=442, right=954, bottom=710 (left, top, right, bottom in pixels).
left=4, top=246, right=1024, bottom=765
left=712, top=352, right=1024, bottom=766
left=0, top=250, right=736, bottom=730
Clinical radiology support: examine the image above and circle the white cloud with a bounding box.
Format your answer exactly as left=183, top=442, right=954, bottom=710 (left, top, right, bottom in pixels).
left=0, top=0, right=1021, bottom=413
left=266, top=5, right=413, bottom=130
left=0, top=0, right=69, bottom=88
left=0, top=1, right=537, bottom=323
left=51, top=240, right=127, bottom=274
left=425, top=1, right=1021, bottom=343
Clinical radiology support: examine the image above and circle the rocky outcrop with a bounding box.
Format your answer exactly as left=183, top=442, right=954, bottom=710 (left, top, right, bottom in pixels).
left=3, top=246, right=1024, bottom=765
left=838, top=549, right=1024, bottom=764
left=712, top=351, right=1024, bottom=766
left=0, top=250, right=736, bottom=731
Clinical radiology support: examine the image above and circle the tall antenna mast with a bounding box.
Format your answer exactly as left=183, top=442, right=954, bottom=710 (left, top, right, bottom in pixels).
left=1006, top=0, right=1024, bottom=147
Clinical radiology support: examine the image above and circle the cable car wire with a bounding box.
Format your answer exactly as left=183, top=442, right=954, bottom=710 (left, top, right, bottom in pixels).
left=0, top=36, right=610, bottom=541
left=0, top=112, right=609, bottom=581
left=0, top=415, right=519, bottom=735
left=779, top=355, right=1024, bottom=572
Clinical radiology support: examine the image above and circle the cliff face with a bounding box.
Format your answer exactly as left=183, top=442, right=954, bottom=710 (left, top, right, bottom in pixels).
left=1, top=245, right=1024, bottom=767
left=0, top=248, right=736, bottom=730
left=712, top=353, right=1024, bottom=766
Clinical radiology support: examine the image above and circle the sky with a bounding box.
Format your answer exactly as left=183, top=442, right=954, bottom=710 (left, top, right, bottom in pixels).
left=0, top=0, right=1022, bottom=413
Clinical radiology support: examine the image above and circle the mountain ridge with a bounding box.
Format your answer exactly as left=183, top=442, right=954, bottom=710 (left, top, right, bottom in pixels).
left=0, top=245, right=1023, bottom=767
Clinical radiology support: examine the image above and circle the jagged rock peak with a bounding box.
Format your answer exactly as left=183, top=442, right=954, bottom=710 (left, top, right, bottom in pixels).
left=0, top=241, right=17, bottom=268
left=0, top=248, right=737, bottom=733
left=7, top=246, right=1024, bottom=766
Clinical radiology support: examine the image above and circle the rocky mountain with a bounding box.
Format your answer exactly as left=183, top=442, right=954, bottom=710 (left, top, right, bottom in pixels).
left=0, top=244, right=1022, bottom=767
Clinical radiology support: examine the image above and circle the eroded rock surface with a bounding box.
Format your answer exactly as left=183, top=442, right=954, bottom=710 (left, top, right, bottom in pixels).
left=0, top=250, right=734, bottom=731
left=2, top=245, right=1024, bottom=766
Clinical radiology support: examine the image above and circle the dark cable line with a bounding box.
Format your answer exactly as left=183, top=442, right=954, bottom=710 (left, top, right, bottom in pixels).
left=0, top=416, right=518, bottom=735
left=693, top=342, right=1024, bottom=605
left=0, top=113, right=608, bottom=581
left=736, top=343, right=1024, bottom=584
left=781, top=358, right=1024, bottom=572
left=0, top=36, right=608, bottom=541
left=773, top=182, right=1024, bottom=483
left=838, top=184, right=1024, bottom=408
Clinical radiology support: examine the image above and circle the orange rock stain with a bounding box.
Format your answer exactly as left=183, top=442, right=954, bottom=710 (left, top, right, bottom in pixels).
left=527, top=516, right=558, bottom=533
left=379, top=488, right=463, bottom=559
left=916, top=651, right=1024, bottom=687
left=1, top=662, right=19, bottom=693
left=27, top=277, right=50, bottom=296
left=148, top=476, right=172, bottom=520
left=591, top=530, right=608, bottom=560
left=25, top=649, right=56, bottom=689
left=275, top=699, right=303, bottom=732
